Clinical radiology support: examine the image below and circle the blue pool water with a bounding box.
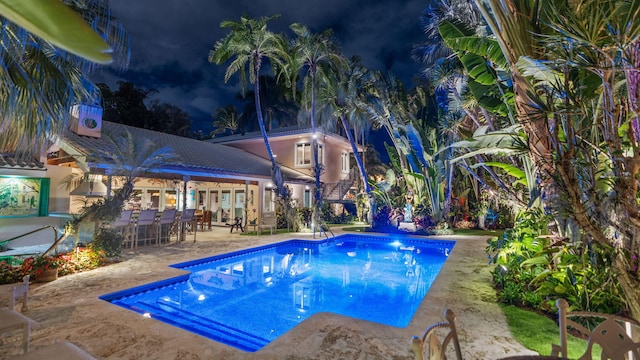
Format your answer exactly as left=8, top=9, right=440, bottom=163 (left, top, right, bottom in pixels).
left=100, top=234, right=454, bottom=352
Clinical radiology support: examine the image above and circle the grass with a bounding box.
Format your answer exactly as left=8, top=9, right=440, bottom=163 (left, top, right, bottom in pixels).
left=501, top=304, right=601, bottom=358
left=453, top=228, right=505, bottom=237
left=340, top=225, right=370, bottom=232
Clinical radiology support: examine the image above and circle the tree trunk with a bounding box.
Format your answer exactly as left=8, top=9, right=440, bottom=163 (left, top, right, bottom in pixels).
left=253, top=62, right=282, bottom=197
left=340, top=115, right=370, bottom=193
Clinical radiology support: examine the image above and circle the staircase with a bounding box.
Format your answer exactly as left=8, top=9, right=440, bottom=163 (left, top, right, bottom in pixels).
left=323, top=168, right=357, bottom=202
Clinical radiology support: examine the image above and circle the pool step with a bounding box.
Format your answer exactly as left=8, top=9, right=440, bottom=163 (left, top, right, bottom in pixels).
left=122, top=300, right=269, bottom=352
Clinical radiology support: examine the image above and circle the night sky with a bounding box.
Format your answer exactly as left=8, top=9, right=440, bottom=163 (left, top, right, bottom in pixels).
left=90, top=0, right=430, bottom=133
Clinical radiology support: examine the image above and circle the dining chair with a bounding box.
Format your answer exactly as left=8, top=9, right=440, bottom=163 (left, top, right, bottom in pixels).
left=410, top=308, right=462, bottom=360
left=198, top=210, right=212, bottom=231
left=551, top=298, right=640, bottom=360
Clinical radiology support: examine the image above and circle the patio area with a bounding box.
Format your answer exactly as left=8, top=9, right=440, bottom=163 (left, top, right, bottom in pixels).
left=0, top=226, right=537, bottom=359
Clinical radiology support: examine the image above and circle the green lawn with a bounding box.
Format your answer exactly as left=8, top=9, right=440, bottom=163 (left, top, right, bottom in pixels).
left=453, top=228, right=505, bottom=237
left=501, top=304, right=601, bottom=358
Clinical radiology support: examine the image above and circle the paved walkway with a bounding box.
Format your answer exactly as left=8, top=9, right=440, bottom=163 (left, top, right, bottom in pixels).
left=1, top=226, right=538, bottom=359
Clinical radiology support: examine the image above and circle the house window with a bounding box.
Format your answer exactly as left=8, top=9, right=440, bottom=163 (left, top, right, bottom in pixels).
left=341, top=151, right=349, bottom=173
left=295, top=143, right=323, bottom=167
left=304, top=189, right=311, bottom=208
left=263, top=186, right=275, bottom=212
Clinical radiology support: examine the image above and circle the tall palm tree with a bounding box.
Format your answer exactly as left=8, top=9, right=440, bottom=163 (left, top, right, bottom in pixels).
left=320, top=56, right=372, bottom=194
left=237, top=75, right=299, bottom=132
left=413, top=0, right=483, bottom=69
left=288, top=23, right=344, bottom=224
left=209, top=15, right=290, bottom=198
left=0, top=0, right=129, bottom=160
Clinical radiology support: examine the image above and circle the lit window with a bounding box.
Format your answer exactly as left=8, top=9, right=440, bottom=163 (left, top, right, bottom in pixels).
left=295, top=143, right=324, bottom=166
left=341, top=151, right=349, bottom=173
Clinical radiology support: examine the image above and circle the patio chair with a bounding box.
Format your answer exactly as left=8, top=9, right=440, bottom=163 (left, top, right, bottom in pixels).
left=157, top=209, right=177, bottom=245
left=178, top=209, right=197, bottom=242
left=1, top=275, right=38, bottom=354
left=551, top=298, right=640, bottom=360
left=257, top=211, right=276, bottom=235
left=111, top=210, right=134, bottom=248
left=197, top=210, right=212, bottom=231
left=228, top=217, right=244, bottom=233
left=410, top=308, right=462, bottom=360
left=134, top=209, right=158, bottom=247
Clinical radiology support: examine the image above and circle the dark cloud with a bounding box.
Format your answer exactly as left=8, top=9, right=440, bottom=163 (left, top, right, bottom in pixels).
left=91, top=0, right=429, bottom=131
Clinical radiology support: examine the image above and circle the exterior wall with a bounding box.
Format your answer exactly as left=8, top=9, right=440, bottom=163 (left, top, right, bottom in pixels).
left=223, top=134, right=354, bottom=184
left=46, top=165, right=73, bottom=214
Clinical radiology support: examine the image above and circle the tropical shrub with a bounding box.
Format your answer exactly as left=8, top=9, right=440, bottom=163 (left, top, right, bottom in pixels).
left=91, top=228, right=123, bottom=259
left=0, top=247, right=106, bottom=284
left=488, top=209, right=624, bottom=314
left=56, top=247, right=105, bottom=276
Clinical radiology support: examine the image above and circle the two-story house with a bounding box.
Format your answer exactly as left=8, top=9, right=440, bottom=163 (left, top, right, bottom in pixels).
left=209, top=125, right=362, bottom=209
left=0, top=108, right=362, bottom=243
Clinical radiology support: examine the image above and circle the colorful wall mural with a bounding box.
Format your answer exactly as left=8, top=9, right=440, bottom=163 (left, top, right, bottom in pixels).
left=0, top=176, right=49, bottom=217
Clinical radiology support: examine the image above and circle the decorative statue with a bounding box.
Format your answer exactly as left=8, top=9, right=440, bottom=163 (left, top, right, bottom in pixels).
left=403, top=190, right=413, bottom=222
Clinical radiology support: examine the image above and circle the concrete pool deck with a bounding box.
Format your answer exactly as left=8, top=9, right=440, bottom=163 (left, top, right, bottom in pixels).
left=0, top=226, right=538, bottom=359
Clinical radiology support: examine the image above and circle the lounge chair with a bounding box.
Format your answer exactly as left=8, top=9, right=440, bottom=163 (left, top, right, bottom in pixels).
left=0, top=275, right=38, bottom=354
left=410, top=308, right=462, bottom=360
left=551, top=298, right=640, bottom=359
left=257, top=211, right=276, bottom=235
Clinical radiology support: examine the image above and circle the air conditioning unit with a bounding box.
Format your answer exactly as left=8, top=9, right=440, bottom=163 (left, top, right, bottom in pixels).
left=70, top=104, right=103, bottom=138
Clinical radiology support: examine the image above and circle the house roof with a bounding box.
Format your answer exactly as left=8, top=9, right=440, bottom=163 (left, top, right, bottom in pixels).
left=208, top=125, right=357, bottom=148
left=56, top=121, right=314, bottom=183
left=0, top=154, right=46, bottom=170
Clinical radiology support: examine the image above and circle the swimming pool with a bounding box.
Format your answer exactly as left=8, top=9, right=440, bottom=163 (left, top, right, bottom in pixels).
left=100, top=234, right=455, bottom=352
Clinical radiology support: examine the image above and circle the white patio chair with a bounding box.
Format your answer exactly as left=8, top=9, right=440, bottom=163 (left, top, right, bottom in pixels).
left=1, top=275, right=38, bottom=354
left=257, top=211, right=276, bottom=235
left=551, top=298, right=640, bottom=360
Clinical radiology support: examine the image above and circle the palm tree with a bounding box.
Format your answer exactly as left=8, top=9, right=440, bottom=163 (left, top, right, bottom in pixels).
left=237, top=75, right=299, bottom=132
left=211, top=105, right=240, bottom=136
left=320, top=57, right=372, bottom=194
left=288, top=23, right=344, bottom=225
left=413, top=0, right=483, bottom=69
left=0, top=0, right=129, bottom=160
left=209, top=15, right=290, bottom=198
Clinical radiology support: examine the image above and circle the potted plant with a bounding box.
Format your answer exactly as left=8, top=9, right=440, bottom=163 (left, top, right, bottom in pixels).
left=22, top=255, right=61, bottom=282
